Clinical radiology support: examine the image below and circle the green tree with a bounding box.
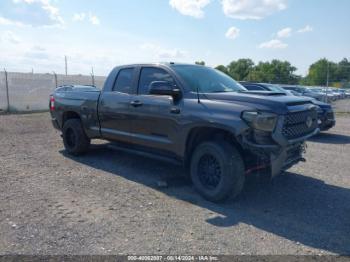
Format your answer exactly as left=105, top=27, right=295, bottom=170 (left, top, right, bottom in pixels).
left=247, top=60, right=299, bottom=84
left=215, top=65, right=229, bottom=75
left=304, top=58, right=337, bottom=86
left=336, top=58, right=350, bottom=83
left=226, top=59, right=254, bottom=81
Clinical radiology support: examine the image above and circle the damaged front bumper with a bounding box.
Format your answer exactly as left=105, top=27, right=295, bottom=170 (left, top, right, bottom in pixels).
left=242, top=124, right=319, bottom=178
left=318, top=110, right=336, bottom=131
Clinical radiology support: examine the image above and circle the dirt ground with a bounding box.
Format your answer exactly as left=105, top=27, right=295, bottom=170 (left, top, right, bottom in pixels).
left=0, top=100, right=349, bottom=255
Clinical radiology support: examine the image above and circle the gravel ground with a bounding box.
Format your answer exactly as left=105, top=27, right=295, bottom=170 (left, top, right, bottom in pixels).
left=334, top=98, right=350, bottom=113
left=0, top=100, right=349, bottom=255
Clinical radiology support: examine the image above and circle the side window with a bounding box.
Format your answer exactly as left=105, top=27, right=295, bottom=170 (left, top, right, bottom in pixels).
left=112, top=68, right=134, bottom=94
left=138, top=67, right=175, bottom=95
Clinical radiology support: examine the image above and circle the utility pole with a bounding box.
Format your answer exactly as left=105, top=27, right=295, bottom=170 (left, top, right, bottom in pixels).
left=325, top=62, right=330, bottom=103
left=91, top=66, right=95, bottom=87
left=4, top=68, right=10, bottom=112
left=53, top=71, right=58, bottom=89
left=65, top=56, right=68, bottom=76
left=326, top=62, right=330, bottom=88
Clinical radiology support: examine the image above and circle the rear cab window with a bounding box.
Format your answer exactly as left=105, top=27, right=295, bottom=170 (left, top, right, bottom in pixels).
left=112, top=68, right=135, bottom=94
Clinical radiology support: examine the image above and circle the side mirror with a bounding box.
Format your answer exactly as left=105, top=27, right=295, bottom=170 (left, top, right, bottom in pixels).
left=149, top=81, right=182, bottom=99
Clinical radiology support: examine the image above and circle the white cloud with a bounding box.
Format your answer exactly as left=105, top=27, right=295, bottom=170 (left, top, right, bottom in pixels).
left=31, top=45, right=46, bottom=51
left=225, top=26, right=240, bottom=40
left=0, top=16, right=26, bottom=27
left=40, top=0, right=64, bottom=25
left=72, top=13, right=86, bottom=22
left=222, top=0, right=287, bottom=20
left=89, top=15, right=100, bottom=25
left=277, top=27, right=292, bottom=38
left=3, top=0, right=64, bottom=27
left=24, top=49, right=50, bottom=60
left=169, top=0, right=211, bottom=18
left=297, top=25, right=313, bottom=33
left=140, top=43, right=187, bottom=59
left=158, top=49, right=186, bottom=59
left=0, top=31, right=21, bottom=44
left=13, top=0, right=36, bottom=3
left=72, top=13, right=100, bottom=25
left=259, top=39, right=288, bottom=49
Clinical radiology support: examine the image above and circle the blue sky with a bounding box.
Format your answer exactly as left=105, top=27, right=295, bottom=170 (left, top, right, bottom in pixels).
left=0, top=0, right=349, bottom=76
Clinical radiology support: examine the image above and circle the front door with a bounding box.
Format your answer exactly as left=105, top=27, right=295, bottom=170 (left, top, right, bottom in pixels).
left=129, top=67, right=182, bottom=156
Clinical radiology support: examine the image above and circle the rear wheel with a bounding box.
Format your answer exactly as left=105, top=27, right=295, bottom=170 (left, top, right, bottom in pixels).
left=190, top=141, right=245, bottom=202
left=62, top=119, right=90, bottom=155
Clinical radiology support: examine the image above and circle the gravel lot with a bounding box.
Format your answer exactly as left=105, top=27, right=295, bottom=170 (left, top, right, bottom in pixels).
left=0, top=100, right=350, bottom=255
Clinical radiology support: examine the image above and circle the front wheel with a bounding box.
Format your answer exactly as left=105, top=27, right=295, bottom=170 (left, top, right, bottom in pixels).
left=190, top=141, right=245, bottom=203
left=62, top=119, right=90, bottom=155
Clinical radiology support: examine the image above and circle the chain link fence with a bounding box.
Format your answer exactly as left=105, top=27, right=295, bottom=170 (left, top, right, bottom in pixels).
left=1, top=70, right=349, bottom=114
left=0, top=71, right=106, bottom=112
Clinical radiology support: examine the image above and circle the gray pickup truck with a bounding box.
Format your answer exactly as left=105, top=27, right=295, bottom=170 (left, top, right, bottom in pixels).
left=50, top=63, right=319, bottom=202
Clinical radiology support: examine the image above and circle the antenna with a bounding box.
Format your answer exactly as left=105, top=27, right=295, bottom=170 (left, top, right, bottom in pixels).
left=196, top=85, right=201, bottom=103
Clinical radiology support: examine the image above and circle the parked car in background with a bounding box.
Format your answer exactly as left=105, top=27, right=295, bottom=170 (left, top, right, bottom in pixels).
left=332, top=88, right=346, bottom=99
left=239, top=82, right=288, bottom=94
left=240, top=82, right=336, bottom=131
left=339, top=89, right=348, bottom=98
left=345, top=89, right=350, bottom=98
left=308, top=88, right=329, bottom=102
left=282, top=86, right=326, bottom=102
left=327, top=89, right=340, bottom=100
left=324, top=90, right=338, bottom=102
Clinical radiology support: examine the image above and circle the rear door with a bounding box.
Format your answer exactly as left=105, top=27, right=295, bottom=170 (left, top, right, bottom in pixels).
left=98, top=67, right=136, bottom=143
left=129, top=66, right=182, bottom=155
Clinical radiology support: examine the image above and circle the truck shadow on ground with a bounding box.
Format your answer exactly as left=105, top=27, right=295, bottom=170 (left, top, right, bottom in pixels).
left=308, top=132, right=350, bottom=144
left=61, top=144, right=350, bottom=255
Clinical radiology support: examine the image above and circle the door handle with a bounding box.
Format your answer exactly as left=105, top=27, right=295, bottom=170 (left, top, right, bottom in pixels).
left=170, top=107, right=180, bottom=114
left=130, top=100, right=143, bottom=107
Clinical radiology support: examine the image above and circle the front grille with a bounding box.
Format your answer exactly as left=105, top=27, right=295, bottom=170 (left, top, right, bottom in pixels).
left=282, top=109, right=318, bottom=140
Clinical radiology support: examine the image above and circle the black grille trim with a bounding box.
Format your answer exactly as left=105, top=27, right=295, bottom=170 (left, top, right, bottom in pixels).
left=282, top=109, right=318, bottom=140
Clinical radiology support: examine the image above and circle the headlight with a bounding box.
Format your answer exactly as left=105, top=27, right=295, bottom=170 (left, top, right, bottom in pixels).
left=242, top=111, right=278, bottom=132
left=316, top=106, right=323, bottom=114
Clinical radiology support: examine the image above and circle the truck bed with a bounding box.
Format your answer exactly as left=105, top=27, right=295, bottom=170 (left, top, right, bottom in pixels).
left=52, top=85, right=102, bottom=138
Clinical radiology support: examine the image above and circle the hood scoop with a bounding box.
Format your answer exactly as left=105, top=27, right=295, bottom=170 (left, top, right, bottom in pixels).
left=286, top=101, right=313, bottom=106
left=241, top=91, right=286, bottom=96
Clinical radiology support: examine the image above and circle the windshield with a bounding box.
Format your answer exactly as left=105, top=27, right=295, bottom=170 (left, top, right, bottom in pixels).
left=172, top=65, right=246, bottom=93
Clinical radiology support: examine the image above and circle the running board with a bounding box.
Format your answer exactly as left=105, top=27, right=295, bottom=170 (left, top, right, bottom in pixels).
left=107, top=143, right=183, bottom=166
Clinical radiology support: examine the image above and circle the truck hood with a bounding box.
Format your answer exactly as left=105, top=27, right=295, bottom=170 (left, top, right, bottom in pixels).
left=203, top=91, right=314, bottom=114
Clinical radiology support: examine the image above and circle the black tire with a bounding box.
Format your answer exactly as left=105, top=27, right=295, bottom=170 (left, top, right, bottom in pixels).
left=62, top=119, right=90, bottom=155
left=190, top=141, right=245, bottom=203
